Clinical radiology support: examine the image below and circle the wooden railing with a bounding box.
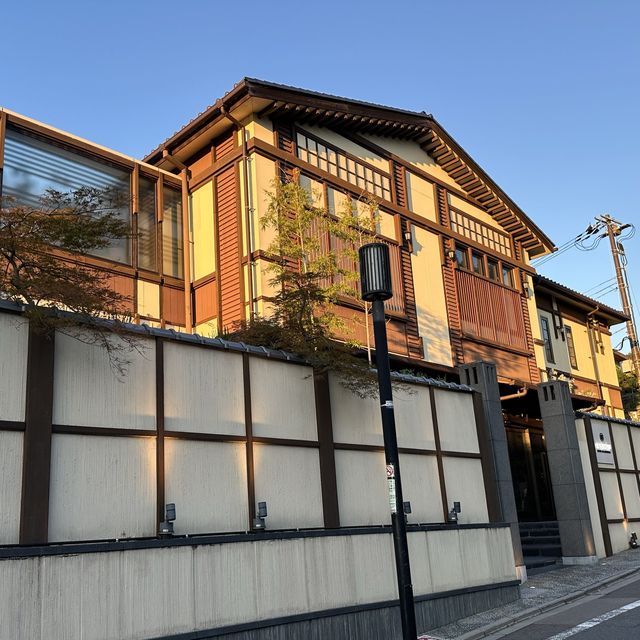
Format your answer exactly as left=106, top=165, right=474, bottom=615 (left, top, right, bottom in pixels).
left=456, top=269, right=527, bottom=351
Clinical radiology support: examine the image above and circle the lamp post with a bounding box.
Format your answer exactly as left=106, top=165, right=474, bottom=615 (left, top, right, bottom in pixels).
left=359, top=242, right=418, bottom=640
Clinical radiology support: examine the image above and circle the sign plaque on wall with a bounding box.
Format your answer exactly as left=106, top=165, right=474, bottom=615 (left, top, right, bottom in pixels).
left=591, top=422, right=614, bottom=466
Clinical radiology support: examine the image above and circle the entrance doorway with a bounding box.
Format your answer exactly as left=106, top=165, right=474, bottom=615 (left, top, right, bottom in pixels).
left=505, top=418, right=556, bottom=522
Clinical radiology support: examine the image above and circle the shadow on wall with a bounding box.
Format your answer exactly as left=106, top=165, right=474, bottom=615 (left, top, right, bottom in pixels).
left=411, top=231, right=453, bottom=368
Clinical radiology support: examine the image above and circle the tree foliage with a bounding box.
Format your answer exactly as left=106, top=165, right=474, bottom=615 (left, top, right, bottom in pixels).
left=618, top=365, right=640, bottom=418
left=224, top=170, right=383, bottom=397
left=0, top=187, right=139, bottom=373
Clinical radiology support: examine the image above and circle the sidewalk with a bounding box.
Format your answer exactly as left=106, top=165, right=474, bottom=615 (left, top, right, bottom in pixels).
left=424, top=548, right=640, bottom=639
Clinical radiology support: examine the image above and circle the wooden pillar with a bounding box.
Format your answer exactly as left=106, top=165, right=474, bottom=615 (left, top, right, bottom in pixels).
left=19, top=326, right=55, bottom=544
left=243, top=354, right=256, bottom=527
left=155, top=338, right=165, bottom=528
left=313, top=371, right=340, bottom=528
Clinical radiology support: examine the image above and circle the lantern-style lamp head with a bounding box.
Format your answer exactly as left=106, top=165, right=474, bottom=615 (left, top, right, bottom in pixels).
left=359, top=243, right=393, bottom=302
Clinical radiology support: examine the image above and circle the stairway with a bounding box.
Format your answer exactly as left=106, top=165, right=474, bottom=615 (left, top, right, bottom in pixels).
left=520, top=521, right=562, bottom=574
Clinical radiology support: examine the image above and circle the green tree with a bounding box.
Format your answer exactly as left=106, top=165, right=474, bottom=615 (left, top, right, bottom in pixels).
left=618, top=365, right=640, bottom=418
left=0, top=187, right=137, bottom=373
left=225, top=170, right=382, bottom=397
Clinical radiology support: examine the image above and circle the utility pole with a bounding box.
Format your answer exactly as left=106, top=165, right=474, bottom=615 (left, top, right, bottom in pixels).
left=596, top=214, right=640, bottom=379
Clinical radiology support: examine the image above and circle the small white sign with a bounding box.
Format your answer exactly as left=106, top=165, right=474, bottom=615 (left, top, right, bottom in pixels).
left=386, top=464, right=395, bottom=478
left=388, top=477, right=397, bottom=514
left=591, top=422, right=614, bottom=466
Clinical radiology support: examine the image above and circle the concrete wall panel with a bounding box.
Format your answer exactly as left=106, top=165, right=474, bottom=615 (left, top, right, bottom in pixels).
left=335, top=449, right=389, bottom=526
left=394, top=385, right=436, bottom=450
left=164, top=343, right=244, bottom=435
left=165, top=439, right=248, bottom=534
left=611, top=423, right=634, bottom=470
left=329, top=375, right=382, bottom=446
left=0, top=431, right=23, bottom=544
left=442, top=457, right=489, bottom=523
left=621, top=473, right=640, bottom=519
left=49, top=434, right=156, bottom=542
left=0, top=313, right=28, bottom=422
left=600, top=471, right=624, bottom=520
left=399, top=453, right=443, bottom=523
left=53, top=332, right=156, bottom=429
left=253, top=444, right=323, bottom=529
left=575, top=419, right=607, bottom=558
left=435, top=390, right=479, bottom=454
left=251, top=359, right=316, bottom=441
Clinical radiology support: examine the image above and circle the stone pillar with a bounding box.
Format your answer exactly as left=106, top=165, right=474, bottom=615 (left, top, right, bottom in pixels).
left=459, top=361, right=526, bottom=581
left=537, top=380, right=597, bottom=564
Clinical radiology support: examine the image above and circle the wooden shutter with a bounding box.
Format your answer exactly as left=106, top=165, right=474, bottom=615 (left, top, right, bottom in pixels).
left=215, top=166, right=243, bottom=330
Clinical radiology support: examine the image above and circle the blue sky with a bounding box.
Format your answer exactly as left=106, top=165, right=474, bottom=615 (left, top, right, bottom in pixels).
left=2, top=0, right=638, bottom=345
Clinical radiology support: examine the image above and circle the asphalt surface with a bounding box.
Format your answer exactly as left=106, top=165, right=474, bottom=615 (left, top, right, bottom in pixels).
left=488, top=574, right=640, bottom=639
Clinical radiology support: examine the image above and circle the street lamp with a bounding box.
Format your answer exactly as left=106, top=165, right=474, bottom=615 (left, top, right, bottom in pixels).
left=359, top=242, right=418, bottom=640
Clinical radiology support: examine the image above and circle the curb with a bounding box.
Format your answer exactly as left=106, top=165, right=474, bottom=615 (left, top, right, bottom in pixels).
left=442, top=567, right=640, bottom=640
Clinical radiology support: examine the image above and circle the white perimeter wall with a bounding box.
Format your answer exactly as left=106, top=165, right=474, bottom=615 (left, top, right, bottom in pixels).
left=0, top=526, right=515, bottom=640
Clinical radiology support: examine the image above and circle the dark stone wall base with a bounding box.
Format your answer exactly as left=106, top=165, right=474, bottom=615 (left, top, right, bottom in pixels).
left=152, top=581, right=520, bottom=640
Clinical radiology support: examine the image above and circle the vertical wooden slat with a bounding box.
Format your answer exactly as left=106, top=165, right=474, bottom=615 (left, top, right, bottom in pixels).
left=583, top=414, right=613, bottom=556
left=243, top=354, right=256, bottom=528
left=429, top=387, right=449, bottom=521
left=19, top=326, right=55, bottom=544
left=155, top=338, right=165, bottom=529
left=313, top=371, right=340, bottom=528
left=627, top=424, right=640, bottom=498
left=180, top=169, right=192, bottom=332
left=216, top=165, right=243, bottom=331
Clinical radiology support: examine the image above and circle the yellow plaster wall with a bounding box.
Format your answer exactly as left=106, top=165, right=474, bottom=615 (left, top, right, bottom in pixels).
left=191, top=182, right=215, bottom=281
left=410, top=226, right=453, bottom=367
left=377, top=211, right=397, bottom=240
left=562, top=318, right=596, bottom=380
left=528, top=281, right=547, bottom=375
left=299, top=125, right=390, bottom=174
left=359, top=134, right=461, bottom=190
left=448, top=194, right=502, bottom=232
left=245, top=116, right=274, bottom=144
left=406, top=171, right=437, bottom=223
left=248, top=153, right=278, bottom=253
left=137, top=280, right=160, bottom=320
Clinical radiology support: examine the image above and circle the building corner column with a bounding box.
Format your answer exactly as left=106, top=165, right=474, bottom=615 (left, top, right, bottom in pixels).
left=459, top=361, right=526, bottom=582
left=537, top=380, right=598, bottom=565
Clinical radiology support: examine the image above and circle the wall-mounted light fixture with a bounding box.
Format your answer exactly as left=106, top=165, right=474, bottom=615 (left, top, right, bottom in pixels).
left=448, top=501, right=461, bottom=524
left=630, top=532, right=638, bottom=549
left=253, top=501, right=268, bottom=530
left=158, top=503, right=176, bottom=538
left=403, top=501, right=412, bottom=525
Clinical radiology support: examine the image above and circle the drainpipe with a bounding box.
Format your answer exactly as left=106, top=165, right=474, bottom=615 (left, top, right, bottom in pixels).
left=221, top=105, right=255, bottom=319
left=587, top=307, right=605, bottom=409
left=500, top=387, right=528, bottom=402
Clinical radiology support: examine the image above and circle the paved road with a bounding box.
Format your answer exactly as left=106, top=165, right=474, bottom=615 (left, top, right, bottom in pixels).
left=489, top=574, right=640, bottom=639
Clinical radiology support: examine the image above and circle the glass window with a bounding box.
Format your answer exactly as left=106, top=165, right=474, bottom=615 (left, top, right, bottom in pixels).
left=455, top=243, right=469, bottom=270
left=163, top=186, right=183, bottom=279
left=472, top=252, right=485, bottom=276
left=540, top=316, right=555, bottom=363
left=138, top=176, right=157, bottom=271
left=3, top=128, right=131, bottom=263
left=487, top=259, right=499, bottom=282
left=502, top=265, right=514, bottom=288
left=565, top=326, right=578, bottom=369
